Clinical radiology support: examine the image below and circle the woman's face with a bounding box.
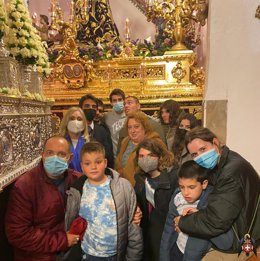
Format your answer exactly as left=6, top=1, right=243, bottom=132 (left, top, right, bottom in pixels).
left=179, top=119, right=191, bottom=130
left=138, top=148, right=158, bottom=160
left=161, top=108, right=170, bottom=124
left=187, top=138, right=220, bottom=159
left=69, top=110, right=84, bottom=122
left=127, top=119, right=146, bottom=144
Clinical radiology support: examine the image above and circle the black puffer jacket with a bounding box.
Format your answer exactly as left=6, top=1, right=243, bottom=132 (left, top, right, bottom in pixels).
left=179, top=146, right=260, bottom=252
left=134, top=168, right=178, bottom=261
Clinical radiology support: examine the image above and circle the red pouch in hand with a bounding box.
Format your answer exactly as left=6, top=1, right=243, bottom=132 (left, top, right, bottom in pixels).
left=69, top=216, right=88, bottom=241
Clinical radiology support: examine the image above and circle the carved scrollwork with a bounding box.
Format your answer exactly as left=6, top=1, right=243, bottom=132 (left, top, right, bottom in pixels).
left=190, top=65, right=205, bottom=87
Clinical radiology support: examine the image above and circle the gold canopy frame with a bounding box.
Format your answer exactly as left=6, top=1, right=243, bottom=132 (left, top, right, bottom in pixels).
left=43, top=49, right=204, bottom=117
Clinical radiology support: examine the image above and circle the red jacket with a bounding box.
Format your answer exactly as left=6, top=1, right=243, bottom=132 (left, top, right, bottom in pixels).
left=5, top=161, right=82, bottom=261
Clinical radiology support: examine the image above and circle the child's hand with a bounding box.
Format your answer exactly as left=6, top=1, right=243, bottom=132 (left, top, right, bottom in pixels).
left=66, top=232, right=80, bottom=247
left=173, top=216, right=181, bottom=233
left=182, top=207, right=198, bottom=216
left=133, top=206, right=142, bottom=225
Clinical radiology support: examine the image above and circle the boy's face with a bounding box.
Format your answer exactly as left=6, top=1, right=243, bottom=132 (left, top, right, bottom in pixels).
left=81, top=152, right=107, bottom=185
left=111, top=94, right=124, bottom=106
left=178, top=177, right=208, bottom=203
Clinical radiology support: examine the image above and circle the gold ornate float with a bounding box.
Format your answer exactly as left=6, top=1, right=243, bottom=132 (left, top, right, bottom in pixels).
left=43, top=0, right=207, bottom=117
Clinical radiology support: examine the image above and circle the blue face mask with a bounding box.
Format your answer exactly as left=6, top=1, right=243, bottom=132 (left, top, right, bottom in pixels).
left=194, top=148, right=219, bottom=169
left=43, top=156, right=68, bottom=177
left=113, top=101, right=124, bottom=113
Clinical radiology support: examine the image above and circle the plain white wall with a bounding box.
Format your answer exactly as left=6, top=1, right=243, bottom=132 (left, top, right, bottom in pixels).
left=206, top=0, right=260, bottom=173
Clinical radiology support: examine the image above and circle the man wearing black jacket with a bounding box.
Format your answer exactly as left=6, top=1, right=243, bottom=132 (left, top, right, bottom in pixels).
left=79, top=94, right=114, bottom=168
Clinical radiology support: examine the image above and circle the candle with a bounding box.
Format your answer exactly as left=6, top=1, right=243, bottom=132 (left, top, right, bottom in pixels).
left=32, top=12, right=37, bottom=23
left=125, top=18, right=130, bottom=41
left=83, top=0, right=88, bottom=16
left=70, top=0, right=74, bottom=20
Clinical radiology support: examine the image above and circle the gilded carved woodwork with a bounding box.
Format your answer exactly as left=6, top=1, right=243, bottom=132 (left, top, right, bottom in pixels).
left=43, top=49, right=204, bottom=118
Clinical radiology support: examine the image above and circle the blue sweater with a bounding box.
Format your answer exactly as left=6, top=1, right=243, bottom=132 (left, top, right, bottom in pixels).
left=160, top=186, right=234, bottom=261
left=67, top=135, right=85, bottom=173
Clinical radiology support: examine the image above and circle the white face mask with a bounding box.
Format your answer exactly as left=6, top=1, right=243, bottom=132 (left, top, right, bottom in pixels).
left=67, top=120, right=84, bottom=134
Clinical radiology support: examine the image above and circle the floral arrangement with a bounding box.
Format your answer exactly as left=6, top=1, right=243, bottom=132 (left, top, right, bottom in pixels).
left=6, top=0, right=50, bottom=75
left=0, top=0, right=8, bottom=39
left=0, top=86, right=55, bottom=102
left=0, top=87, right=21, bottom=96
left=49, top=37, right=176, bottom=63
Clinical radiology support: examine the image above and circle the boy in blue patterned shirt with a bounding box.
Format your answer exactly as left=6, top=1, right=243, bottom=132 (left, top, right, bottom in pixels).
left=65, top=141, right=142, bottom=261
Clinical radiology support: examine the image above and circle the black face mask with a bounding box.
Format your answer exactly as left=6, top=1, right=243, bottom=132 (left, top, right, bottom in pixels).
left=175, top=128, right=188, bottom=140
left=84, top=109, right=96, bottom=122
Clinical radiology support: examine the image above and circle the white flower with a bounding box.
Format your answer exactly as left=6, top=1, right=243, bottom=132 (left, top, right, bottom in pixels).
left=31, top=49, right=38, bottom=58
left=0, top=0, right=7, bottom=37
left=20, top=47, right=31, bottom=58
left=17, top=4, right=26, bottom=12
left=19, top=37, right=27, bottom=45
left=11, top=11, right=22, bottom=21
left=145, top=36, right=152, bottom=43
left=10, top=47, right=19, bottom=55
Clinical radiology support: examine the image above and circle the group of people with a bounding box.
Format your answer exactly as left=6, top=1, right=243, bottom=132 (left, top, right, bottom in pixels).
left=4, top=88, right=260, bottom=261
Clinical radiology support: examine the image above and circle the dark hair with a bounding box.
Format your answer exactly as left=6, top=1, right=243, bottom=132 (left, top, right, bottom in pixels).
left=96, top=98, right=104, bottom=108
left=172, top=113, right=200, bottom=166
left=136, top=139, right=174, bottom=170
left=177, top=113, right=199, bottom=129
left=185, top=127, right=217, bottom=147
left=109, top=88, right=125, bottom=102
left=159, top=99, right=181, bottom=126
left=79, top=94, right=98, bottom=108
left=80, top=141, right=105, bottom=161
left=178, top=160, right=208, bottom=183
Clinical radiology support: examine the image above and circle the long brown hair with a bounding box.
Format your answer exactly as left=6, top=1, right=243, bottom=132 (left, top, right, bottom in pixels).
left=136, top=138, right=174, bottom=171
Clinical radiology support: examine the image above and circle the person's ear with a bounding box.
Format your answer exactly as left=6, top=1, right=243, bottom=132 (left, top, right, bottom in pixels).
left=202, top=179, right=208, bottom=190
left=213, top=138, right=220, bottom=153
left=104, top=158, right=107, bottom=168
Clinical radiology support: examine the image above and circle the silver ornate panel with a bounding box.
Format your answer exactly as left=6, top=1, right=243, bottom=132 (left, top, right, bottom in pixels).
left=0, top=95, right=53, bottom=191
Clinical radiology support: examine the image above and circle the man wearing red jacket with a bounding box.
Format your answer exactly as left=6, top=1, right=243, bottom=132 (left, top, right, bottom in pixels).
left=5, top=136, right=82, bottom=261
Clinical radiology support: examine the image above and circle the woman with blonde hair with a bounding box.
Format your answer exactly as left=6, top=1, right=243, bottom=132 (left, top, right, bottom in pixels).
left=115, top=111, right=163, bottom=186
left=134, top=138, right=178, bottom=261
left=59, top=106, right=89, bottom=172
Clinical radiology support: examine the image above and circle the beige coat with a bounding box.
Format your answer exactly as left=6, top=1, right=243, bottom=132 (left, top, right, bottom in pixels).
left=115, top=131, right=163, bottom=186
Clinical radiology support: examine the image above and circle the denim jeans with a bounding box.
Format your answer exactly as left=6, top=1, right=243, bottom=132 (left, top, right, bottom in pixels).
left=82, top=253, right=117, bottom=261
